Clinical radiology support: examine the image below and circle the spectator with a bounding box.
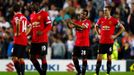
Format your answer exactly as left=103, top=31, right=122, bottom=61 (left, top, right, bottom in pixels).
left=48, top=4, right=59, bottom=22
left=128, top=2, right=134, bottom=34
left=51, top=34, right=66, bottom=59
left=119, top=0, right=130, bottom=31
left=66, top=34, right=74, bottom=59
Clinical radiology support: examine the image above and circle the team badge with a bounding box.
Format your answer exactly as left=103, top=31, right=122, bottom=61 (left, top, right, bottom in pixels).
left=109, top=21, right=112, bottom=25
left=38, top=16, right=41, bottom=20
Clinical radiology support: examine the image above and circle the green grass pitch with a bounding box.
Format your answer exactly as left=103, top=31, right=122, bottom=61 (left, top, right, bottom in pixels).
left=0, top=72, right=134, bottom=75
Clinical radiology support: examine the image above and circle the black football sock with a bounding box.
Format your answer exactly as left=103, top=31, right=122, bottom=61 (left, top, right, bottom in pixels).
left=14, top=61, right=21, bottom=75
left=41, top=57, right=47, bottom=75
left=42, top=64, right=47, bottom=75
left=20, top=61, right=25, bottom=75
left=73, top=57, right=81, bottom=74
left=95, top=61, right=102, bottom=75
left=82, top=60, right=87, bottom=75
left=30, top=58, right=42, bottom=75
left=107, top=60, right=111, bottom=74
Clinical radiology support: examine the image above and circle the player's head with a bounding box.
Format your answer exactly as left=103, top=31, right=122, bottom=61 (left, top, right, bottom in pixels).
left=132, top=2, right=134, bottom=11
left=103, top=5, right=112, bottom=17
left=80, top=9, right=88, bottom=20
left=29, top=3, right=39, bottom=13
left=13, top=4, right=21, bottom=13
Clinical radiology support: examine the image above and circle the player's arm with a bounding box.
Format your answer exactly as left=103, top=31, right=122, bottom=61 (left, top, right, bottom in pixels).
left=43, top=15, right=52, bottom=33
left=43, top=11, right=52, bottom=33
left=112, top=22, right=125, bottom=39
left=16, top=19, right=20, bottom=36
left=43, top=21, right=52, bottom=33
left=95, top=24, right=100, bottom=35
left=26, top=24, right=32, bottom=35
left=67, top=20, right=74, bottom=29
left=69, top=21, right=85, bottom=29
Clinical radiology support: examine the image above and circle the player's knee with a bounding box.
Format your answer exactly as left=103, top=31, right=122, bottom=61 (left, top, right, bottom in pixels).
left=97, top=54, right=102, bottom=61
left=12, top=57, right=18, bottom=62
left=19, top=58, right=25, bottom=64
left=107, top=58, right=111, bottom=61
left=72, top=56, right=77, bottom=59
left=41, top=55, right=46, bottom=59
left=72, top=56, right=77, bottom=60
left=107, top=55, right=112, bottom=61
left=30, top=55, right=36, bottom=61
left=83, top=59, right=87, bottom=62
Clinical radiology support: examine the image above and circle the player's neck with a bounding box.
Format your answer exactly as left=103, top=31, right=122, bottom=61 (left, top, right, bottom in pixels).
left=33, top=11, right=37, bottom=13
left=81, top=18, right=87, bottom=21
left=105, top=15, right=111, bottom=19
left=15, top=12, right=21, bottom=15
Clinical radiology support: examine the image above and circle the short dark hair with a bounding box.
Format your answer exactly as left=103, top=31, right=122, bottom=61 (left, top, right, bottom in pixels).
left=13, top=4, right=21, bottom=12
left=83, top=9, right=88, bottom=16
left=29, top=3, right=39, bottom=12
left=132, top=2, right=134, bottom=5
left=105, top=5, right=112, bottom=11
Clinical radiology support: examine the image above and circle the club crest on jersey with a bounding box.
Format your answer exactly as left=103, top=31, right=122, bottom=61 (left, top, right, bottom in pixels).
left=38, top=16, right=41, bottom=20
left=101, top=21, right=104, bottom=24
left=102, top=25, right=110, bottom=30
left=109, top=21, right=112, bottom=25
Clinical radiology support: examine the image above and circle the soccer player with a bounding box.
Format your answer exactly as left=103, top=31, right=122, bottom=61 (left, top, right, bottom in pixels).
left=29, top=3, right=52, bottom=75
left=94, top=6, right=125, bottom=75
left=11, top=4, right=31, bottom=75
left=68, top=9, right=91, bottom=75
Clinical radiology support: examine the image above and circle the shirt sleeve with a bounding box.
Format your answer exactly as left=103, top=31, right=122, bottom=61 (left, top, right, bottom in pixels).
left=115, top=19, right=121, bottom=28
left=43, top=11, right=52, bottom=25
left=42, top=10, right=52, bottom=33
left=96, top=18, right=101, bottom=25
left=82, top=20, right=91, bottom=28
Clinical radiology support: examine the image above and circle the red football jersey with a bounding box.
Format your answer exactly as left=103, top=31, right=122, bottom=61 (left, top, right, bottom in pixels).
left=11, top=12, right=29, bottom=46
left=97, top=16, right=119, bottom=44
left=30, top=10, right=52, bottom=43
left=75, top=19, right=91, bottom=46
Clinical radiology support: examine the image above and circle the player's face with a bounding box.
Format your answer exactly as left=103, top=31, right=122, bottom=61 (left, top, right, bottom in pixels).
left=132, top=4, right=134, bottom=11
left=104, top=8, right=110, bottom=16
left=80, top=11, right=87, bottom=20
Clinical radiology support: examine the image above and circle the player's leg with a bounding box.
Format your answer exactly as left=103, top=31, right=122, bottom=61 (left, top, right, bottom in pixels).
left=30, top=55, right=43, bottom=75
left=95, top=54, right=102, bottom=75
left=81, top=47, right=89, bottom=75
left=19, top=58, right=25, bottom=75
left=41, top=43, right=48, bottom=75
left=41, top=55, right=47, bottom=75
left=95, top=44, right=105, bottom=75
left=19, top=45, right=27, bottom=75
left=106, top=44, right=113, bottom=75
left=12, top=57, right=21, bottom=75
left=72, top=46, right=81, bottom=75
left=107, top=55, right=112, bottom=75
left=30, top=43, right=42, bottom=75
left=12, top=44, right=21, bottom=75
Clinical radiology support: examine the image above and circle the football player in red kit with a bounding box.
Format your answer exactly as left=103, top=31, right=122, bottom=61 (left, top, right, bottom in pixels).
left=68, top=9, right=91, bottom=75
left=29, top=3, right=52, bottom=75
left=11, top=4, right=31, bottom=75
left=94, top=6, right=125, bottom=75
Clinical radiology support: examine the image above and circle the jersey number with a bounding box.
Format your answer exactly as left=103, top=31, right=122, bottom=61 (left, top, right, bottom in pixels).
left=22, top=20, right=27, bottom=32
left=81, top=50, right=86, bottom=55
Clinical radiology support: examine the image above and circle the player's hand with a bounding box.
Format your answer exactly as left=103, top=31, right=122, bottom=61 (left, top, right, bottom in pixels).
left=14, top=33, right=21, bottom=36
left=67, top=22, right=74, bottom=28
left=36, top=30, right=43, bottom=36
left=111, top=35, right=117, bottom=39
left=76, top=27, right=83, bottom=31
left=16, top=19, right=20, bottom=25
left=97, top=35, right=101, bottom=39
left=68, top=20, right=73, bottom=24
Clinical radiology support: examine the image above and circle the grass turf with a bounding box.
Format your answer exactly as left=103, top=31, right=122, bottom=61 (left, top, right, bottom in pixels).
left=0, top=72, right=134, bottom=75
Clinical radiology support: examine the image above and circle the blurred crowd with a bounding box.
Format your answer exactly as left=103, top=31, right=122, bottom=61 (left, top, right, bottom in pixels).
left=0, top=0, right=134, bottom=60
